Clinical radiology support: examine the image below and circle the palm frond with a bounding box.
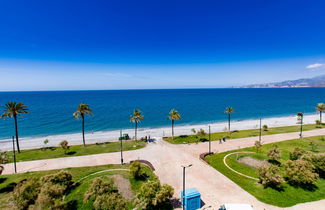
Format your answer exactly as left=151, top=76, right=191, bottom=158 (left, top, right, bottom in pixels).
left=168, top=109, right=181, bottom=121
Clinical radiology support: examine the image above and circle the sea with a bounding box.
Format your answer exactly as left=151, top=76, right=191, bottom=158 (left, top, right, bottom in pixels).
left=0, top=88, right=324, bottom=140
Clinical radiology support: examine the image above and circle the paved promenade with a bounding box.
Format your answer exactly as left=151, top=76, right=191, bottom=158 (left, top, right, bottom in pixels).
left=2, top=129, right=325, bottom=210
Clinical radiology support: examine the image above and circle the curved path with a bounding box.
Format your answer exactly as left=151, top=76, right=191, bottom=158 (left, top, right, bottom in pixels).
left=223, top=152, right=259, bottom=181
left=3, top=129, right=325, bottom=210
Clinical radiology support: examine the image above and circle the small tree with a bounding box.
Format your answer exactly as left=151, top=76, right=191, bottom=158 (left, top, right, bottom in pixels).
left=289, top=147, right=305, bottom=160
left=285, top=160, right=319, bottom=186
left=44, top=139, right=49, bottom=146
left=257, top=164, right=284, bottom=189
left=267, top=146, right=281, bottom=162
left=263, top=124, right=268, bottom=131
left=130, top=161, right=146, bottom=180
left=191, top=128, right=196, bottom=134
left=254, top=141, right=262, bottom=153
left=43, top=139, right=49, bottom=150
left=197, top=128, right=207, bottom=141
left=59, top=140, right=69, bottom=154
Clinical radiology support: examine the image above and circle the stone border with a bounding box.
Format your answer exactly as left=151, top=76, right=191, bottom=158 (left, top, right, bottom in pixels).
left=223, top=152, right=259, bottom=181
left=199, top=152, right=214, bottom=163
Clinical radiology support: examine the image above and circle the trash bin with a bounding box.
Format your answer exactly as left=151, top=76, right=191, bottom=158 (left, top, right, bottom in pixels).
left=180, top=188, right=201, bottom=210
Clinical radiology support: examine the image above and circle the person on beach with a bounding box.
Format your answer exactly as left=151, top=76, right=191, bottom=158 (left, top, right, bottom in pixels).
left=219, top=139, right=222, bottom=144
left=223, top=137, right=226, bottom=142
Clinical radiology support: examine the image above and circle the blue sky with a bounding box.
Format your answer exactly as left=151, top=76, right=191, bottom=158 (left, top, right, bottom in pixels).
left=0, top=0, right=325, bottom=91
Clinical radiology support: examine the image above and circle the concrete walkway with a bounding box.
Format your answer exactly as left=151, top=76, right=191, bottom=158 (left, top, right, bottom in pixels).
left=2, top=129, right=325, bottom=210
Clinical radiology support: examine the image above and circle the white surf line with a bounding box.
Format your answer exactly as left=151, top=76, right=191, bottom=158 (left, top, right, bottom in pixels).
left=77, top=168, right=130, bottom=182
left=223, top=152, right=259, bottom=181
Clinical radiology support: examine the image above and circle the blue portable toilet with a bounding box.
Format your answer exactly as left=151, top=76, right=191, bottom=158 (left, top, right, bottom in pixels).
left=180, top=188, right=201, bottom=210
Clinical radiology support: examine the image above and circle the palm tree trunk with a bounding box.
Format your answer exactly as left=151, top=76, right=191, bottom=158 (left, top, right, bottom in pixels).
left=228, top=113, right=231, bottom=132
left=14, top=115, right=20, bottom=153
left=82, top=114, right=85, bottom=146
left=135, top=122, right=138, bottom=140
left=172, top=120, right=174, bottom=139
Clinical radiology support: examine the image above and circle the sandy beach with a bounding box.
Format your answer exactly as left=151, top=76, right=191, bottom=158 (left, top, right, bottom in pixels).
left=0, top=113, right=320, bottom=151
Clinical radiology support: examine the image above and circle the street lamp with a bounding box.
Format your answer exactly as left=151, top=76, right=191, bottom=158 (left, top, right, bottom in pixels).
left=119, top=130, right=123, bottom=164
left=259, top=118, right=262, bottom=143
left=12, top=136, right=17, bottom=173
left=297, top=112, right=303, bottom=138
left=181, top=164, right=192, bottom=210
left=208, top=125, right=211, bottom=153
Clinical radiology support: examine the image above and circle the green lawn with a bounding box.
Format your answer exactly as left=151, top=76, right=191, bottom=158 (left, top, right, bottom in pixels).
left=165, top=123, right=325, bottom=144
left=0, top=163, right=156, bottom=210
left=205, top=136, right=325, bottom=207
left=6, top=140, right=146, bottom=163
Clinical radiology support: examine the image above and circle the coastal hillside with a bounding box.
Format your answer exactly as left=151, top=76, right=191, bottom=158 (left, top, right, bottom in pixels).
left=237, top=74, right=325, bottom=88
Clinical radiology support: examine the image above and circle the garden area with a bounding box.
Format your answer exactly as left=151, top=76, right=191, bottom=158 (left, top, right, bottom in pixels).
left=205, top=136, right=325, bottom=207
left=165, top=123, right=325, bottom=144
left=3, top=140, right=146, bottom=163
left=0, top=162, right=174, bottom=210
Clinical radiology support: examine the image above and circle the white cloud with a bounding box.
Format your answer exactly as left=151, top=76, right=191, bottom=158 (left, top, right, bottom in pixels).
left=306, top=63, right=325, bottom=69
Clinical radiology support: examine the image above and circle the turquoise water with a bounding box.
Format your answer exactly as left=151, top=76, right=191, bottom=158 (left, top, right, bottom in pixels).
left=0, top=88, right=324, bottom=140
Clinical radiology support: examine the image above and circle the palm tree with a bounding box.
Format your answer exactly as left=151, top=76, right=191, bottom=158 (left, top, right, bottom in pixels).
left=73, top=103, right=93, bottom=146
left=1, top=102, right=28, bottom=153
left=224, top=107, right=234, bottom=132
left=130, top=109, right=144, bottom=140
left=316, top=103, right=325, bottom=123
left=168, top=109, right=181, bottom=139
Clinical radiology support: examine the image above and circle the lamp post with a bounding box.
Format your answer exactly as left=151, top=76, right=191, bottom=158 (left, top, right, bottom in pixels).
left=120, top=130, right=123, bottom=164
left=12, top=136, right=17, bottom=173
left=259, top=118, right=262, bottom=143
left=208, top=125, right=211, bottom=153
left=181, top=164, right=192, bottom=210
left=297, top=113, right=303, bottom=138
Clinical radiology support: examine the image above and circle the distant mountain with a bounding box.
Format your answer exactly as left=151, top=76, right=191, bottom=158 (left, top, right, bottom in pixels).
left=237, top=75, right=325, bottom=88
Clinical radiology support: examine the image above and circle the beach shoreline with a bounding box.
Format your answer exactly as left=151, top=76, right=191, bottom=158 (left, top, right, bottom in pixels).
left=0, top=113, right=320, bottom=151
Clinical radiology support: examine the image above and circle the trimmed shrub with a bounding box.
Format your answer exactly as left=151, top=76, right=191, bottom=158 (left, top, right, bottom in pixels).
left=41, top=170, right=73, bottom=188
left=285, top=160, right=319, bottom=186
left=12, top=179, right=41, bottom=210
left=289, top=147, right=305, bottom=160
left=84, top=177, right=117, bottom=202
left=0, top=151, right=8, bottom=175
left=257, top=165, right=284, bottom=189
left=33, top=183, right=68, bottom=209
left=267, top=146, right=281, bottom=162
left=301, top=153, right=325, bottom=177
left=134, top=180, right=174, bottom=209
left=130, top=161, right=147, bottom=180
left=93, top=193, right=127, bottom=210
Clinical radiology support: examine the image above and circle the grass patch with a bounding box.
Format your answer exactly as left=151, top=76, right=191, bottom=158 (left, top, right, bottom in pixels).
left=165, top=123, right=325, bottom=144
left=0, top=163, right=156, bottom=209
left=6, top=140, right=146, bottom=163
left=205, top=136, right=325, bottom=207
